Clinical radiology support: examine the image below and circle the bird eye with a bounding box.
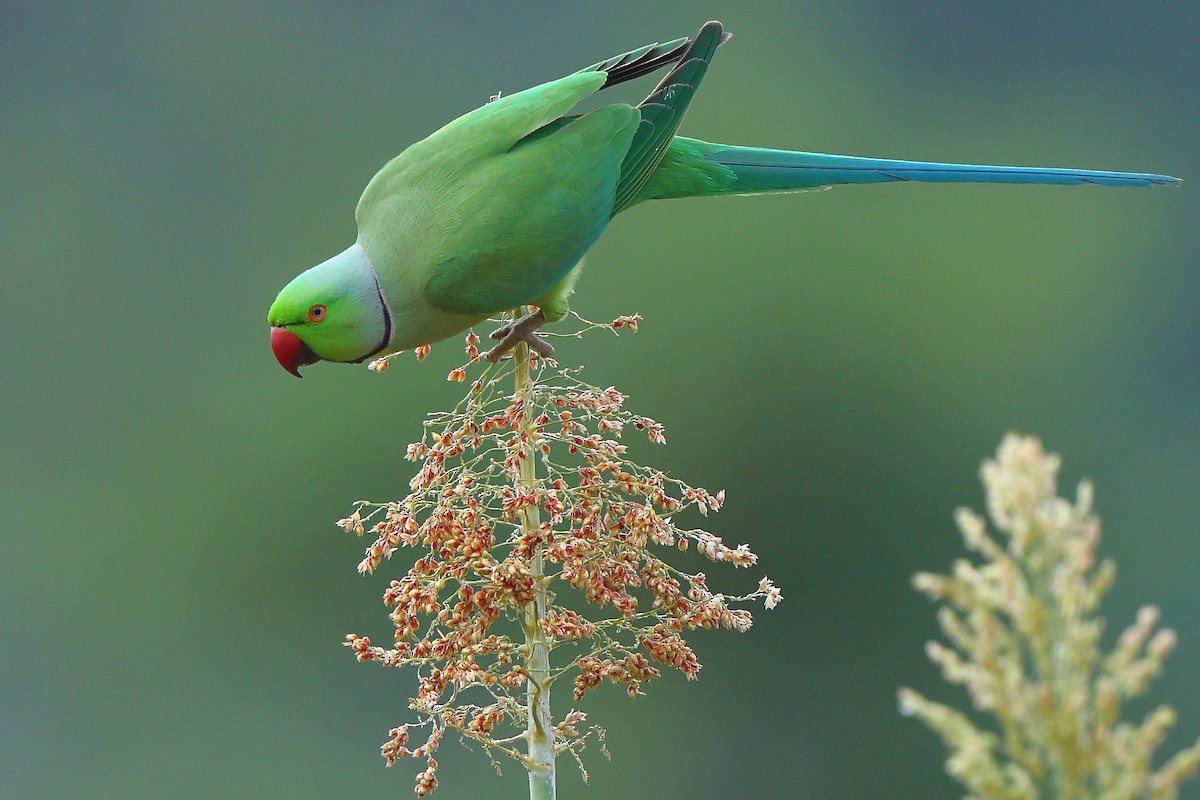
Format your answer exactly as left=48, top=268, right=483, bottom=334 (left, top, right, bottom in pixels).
left=307, top=304, right=327, bottom=323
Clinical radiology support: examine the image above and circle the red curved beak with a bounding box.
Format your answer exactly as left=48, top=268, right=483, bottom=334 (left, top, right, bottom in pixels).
left=271, top=327, right=320, bottom=378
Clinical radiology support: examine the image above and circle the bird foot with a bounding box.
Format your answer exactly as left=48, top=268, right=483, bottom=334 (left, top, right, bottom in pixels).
left=484, top=309, right=554, bottom=362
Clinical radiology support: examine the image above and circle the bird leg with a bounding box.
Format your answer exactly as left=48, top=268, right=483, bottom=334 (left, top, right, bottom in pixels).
left=484, top=308, right=554, bottom=362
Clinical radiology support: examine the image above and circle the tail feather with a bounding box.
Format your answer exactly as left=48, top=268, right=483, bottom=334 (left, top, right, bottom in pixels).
left=633, top=136, right=1180, bottom=204
left=713, top=145, right=1181, bottom=189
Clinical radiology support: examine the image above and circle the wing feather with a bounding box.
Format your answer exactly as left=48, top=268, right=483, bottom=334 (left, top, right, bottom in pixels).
left=611, top=21, right=726, bottom=214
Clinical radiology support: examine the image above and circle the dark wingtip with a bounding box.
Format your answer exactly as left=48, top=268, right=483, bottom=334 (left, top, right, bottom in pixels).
left=582, top=22, right=732, bottom=91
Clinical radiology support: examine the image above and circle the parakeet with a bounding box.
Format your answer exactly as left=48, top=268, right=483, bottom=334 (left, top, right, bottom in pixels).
left=268, top=21, right=1179, bottom=376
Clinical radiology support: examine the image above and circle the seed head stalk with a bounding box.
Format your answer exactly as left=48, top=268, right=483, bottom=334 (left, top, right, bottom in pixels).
left=513, top=326, right=556, bottom=799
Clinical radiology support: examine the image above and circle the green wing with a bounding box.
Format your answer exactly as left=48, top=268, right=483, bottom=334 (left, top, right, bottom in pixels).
left=419, top=26, right=730, bottom=317
left=612, top=21, right=727, bottom=214
left=485, top=21, right=728, bottom=218
left=419, top=96, right=639, bottom=315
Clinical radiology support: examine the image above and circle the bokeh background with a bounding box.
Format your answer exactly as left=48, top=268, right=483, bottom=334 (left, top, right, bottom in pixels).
left=3, top=2, right=1197, bottom=797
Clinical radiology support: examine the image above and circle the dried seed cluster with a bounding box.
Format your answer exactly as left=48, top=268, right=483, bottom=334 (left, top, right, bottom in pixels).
left=344, top=317, right=781, bottom=794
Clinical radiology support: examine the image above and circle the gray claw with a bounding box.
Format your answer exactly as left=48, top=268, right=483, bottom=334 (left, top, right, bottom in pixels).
left=484, top=309, right=552, bottom=362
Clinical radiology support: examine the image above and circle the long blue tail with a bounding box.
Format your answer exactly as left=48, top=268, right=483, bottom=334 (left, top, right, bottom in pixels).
left=634, top=136, right=1180, bottom=203
left=711, top=144, right=1181, bottom=188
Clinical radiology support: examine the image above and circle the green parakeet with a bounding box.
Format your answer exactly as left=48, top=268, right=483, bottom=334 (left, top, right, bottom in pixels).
left=268, top=21, right=1179, bottom=376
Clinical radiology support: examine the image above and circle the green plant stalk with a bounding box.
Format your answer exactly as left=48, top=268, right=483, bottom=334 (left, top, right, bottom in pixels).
left=514, top=330, right=555, bottom=800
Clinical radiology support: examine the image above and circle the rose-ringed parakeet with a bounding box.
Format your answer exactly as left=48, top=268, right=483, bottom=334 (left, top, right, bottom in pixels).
left=268, top=20, right=1179, bottom=376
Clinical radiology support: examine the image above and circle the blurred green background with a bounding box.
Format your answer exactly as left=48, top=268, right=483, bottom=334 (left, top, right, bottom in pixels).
left=3, top=2, right=1197, bottom=797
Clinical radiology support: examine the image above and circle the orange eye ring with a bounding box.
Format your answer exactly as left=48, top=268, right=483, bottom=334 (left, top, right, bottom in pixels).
left=307, top=304, right=327, bottom=323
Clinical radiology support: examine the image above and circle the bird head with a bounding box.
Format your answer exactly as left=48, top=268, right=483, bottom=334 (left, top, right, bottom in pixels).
left=268, top=244, right=392, bottom=377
